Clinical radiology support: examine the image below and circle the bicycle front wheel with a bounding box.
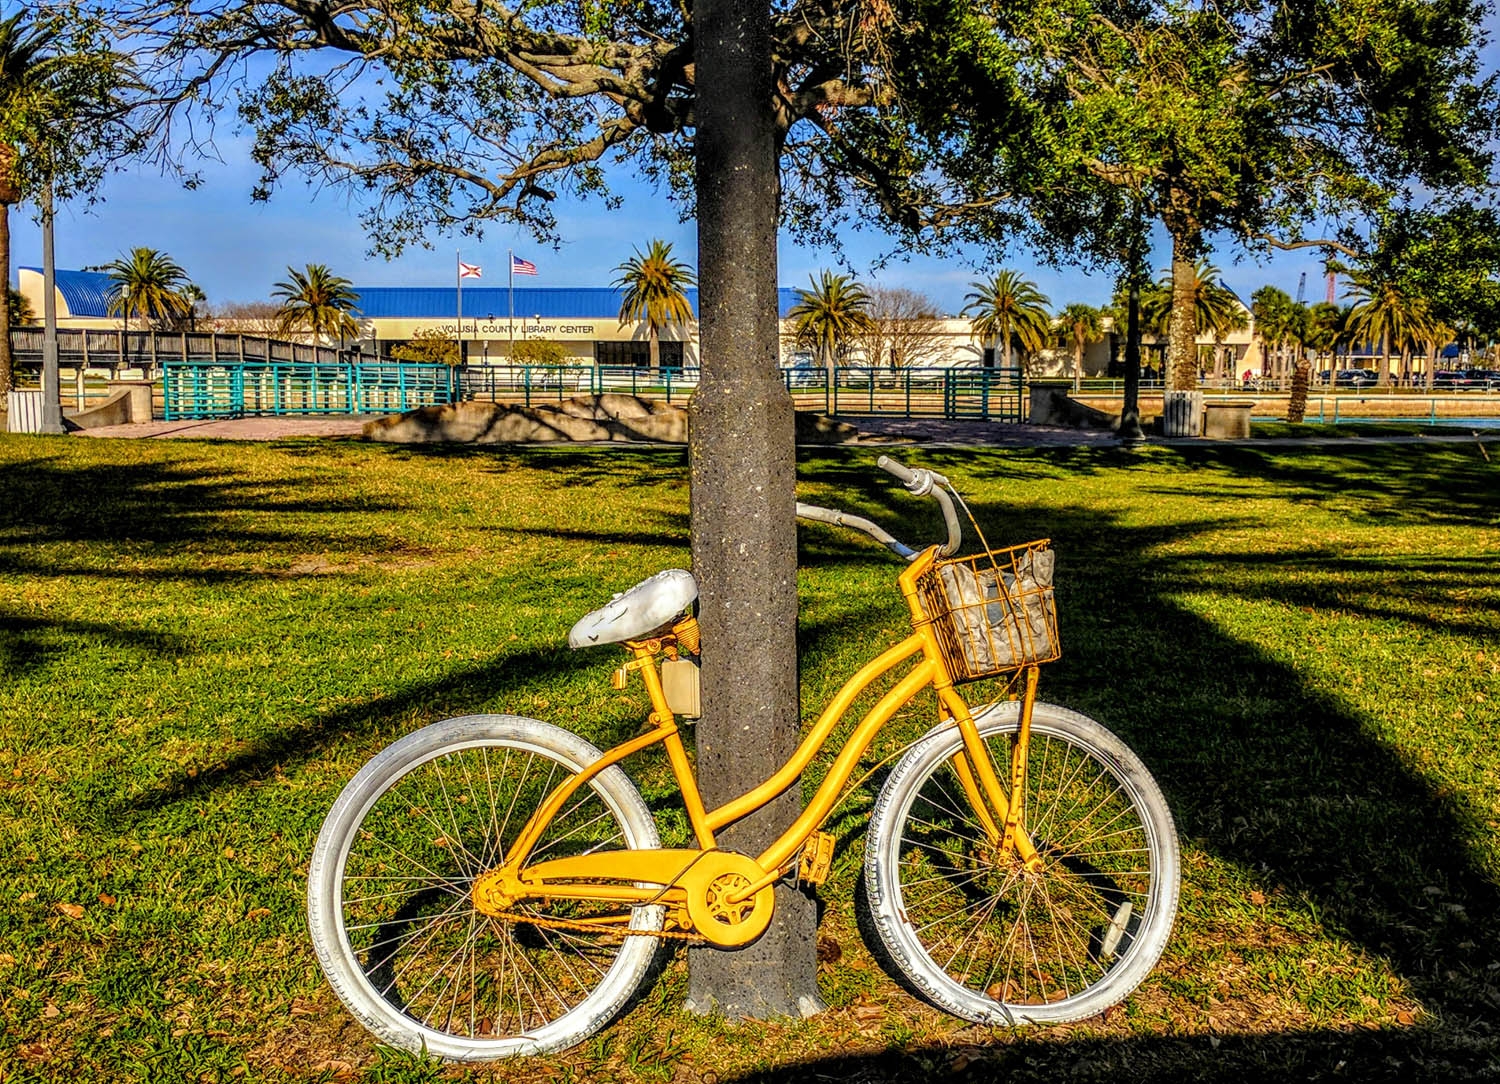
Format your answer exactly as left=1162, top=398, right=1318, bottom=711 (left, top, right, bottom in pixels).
left=307, top=715, right=664, bottom=1060
left=864, top=701, right=1179, bottom=1024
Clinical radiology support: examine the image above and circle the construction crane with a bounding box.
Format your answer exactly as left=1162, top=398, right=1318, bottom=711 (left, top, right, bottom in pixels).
left=1296, top=272, right=1307, bottom=304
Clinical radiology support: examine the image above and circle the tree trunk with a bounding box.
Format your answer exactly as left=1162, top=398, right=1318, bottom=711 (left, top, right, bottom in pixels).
left=1001, top=329, right=1012, bottom=373
left=1287, top=353, right=1310, bottom=423
left=1116, top=229, right=1146, bottom=442
left=1379, top=330, right=1392, bottom=387
left=649, top=323, right=661, bottom=371
left=0, top=200, right=11, bottom=396
left=1073, top=341, right=1083, bottom=394
left=1166, top=224, right=1200, bottom=391
left=687, top=0, right=818, bottom=1020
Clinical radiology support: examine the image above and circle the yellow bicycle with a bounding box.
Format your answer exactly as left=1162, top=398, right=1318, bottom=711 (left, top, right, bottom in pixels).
left=307, top=457, right=1180, bottom=1060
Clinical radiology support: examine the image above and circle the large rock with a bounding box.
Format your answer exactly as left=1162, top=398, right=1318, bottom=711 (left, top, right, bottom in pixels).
left=363, top=395, right=863, bottom=446
left=362, top=395, right=688, bottom=444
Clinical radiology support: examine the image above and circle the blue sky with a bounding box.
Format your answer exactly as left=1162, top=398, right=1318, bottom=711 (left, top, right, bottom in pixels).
left=11, top=24, right=1498, bottom=317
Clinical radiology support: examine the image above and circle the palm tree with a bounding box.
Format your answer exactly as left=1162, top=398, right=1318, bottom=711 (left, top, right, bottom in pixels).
left=1302, top=302, right=1342, bottom=377
left=0, top=10, right=67, bottom=393
left=1161, top=259, right=1244, bottom=382
left=103, top=248, right=194, bottom=363
left=1283, top=302, right=1344, bottom=422
left=612, top=240, right=696, bottom=370
left=787, top=270, right=873, bottom=383
left=272, top=264, right=361, bottom=346
left=1055, top=303, right=1104, bottom=392
left=7, top=287, right=33, bottom=326
left=1250, top=286, right=1297, bottom=380
left=962, top=271, right=1051, bottom=373
left=1342, top=270, right=1425, bottom=387
left=1417, top=314, right=1454, bottom=390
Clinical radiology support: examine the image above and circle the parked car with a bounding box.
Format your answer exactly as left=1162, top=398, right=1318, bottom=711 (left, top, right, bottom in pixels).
left=1433, top=370, right=1482, bottom=389
left=1458, top=368, right=1500, bottom=390
left=1331, top=368, right=1380, bottom=388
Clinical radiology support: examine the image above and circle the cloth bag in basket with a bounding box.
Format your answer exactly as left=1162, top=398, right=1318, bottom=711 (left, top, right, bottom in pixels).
left=935, top=548, right=1055, bottom=674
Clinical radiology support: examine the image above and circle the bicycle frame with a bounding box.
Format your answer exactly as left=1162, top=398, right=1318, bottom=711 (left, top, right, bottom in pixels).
left=474, top=543, right=1043, bottom=938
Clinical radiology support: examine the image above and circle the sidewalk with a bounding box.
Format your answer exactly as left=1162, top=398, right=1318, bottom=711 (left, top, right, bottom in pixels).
left=64, top=413, right=1118, bottom=445
left=71, top=416, right=375, bottom=440
left=52, top=413, right=1500, bottom=447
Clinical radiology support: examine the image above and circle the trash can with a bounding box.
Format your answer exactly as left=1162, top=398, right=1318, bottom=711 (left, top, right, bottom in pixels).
left=6, top=389, right=44, bottom=433
left=1160, top=390, right=1204, bottom=437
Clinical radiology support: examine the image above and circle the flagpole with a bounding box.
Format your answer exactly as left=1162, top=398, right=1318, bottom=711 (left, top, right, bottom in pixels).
left=455, top=250, right=463, bottom=366
left=508, top=248, right=515, bottom=362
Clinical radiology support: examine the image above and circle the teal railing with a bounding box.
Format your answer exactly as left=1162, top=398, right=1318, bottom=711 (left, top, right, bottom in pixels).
left=457, top=364, right=1024, bottom=422
left=161, top=360, right=457, bottom=420
left=156, top=360, right=1023, bottom=422
left=782, top=366, right=1024, bottom=422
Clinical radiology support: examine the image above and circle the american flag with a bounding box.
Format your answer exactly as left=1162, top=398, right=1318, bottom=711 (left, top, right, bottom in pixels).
left=458, top=262, right=482, bottom=279
left=511, top=255, right=538, bottom=276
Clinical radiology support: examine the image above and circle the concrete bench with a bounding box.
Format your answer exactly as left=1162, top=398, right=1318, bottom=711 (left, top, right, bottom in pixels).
left=1202, top=400, right=1254, bottom=439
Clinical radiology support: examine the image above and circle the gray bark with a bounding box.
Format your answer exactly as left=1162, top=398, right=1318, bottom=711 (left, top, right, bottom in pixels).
left=686, top=0, right=820, bottom=1020
left=1167, top=225, right=1200, bottom=391
left=0, top=202, right=12, bottom=395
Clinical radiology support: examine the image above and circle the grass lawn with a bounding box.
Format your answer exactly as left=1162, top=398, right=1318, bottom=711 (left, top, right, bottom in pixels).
left=1, top=434, right=1498, bottom=1083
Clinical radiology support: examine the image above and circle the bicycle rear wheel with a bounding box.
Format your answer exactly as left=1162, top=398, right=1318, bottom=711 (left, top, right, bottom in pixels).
left=307, top=715, right=663, bottom=1060
left=864, top=701, right=1178, bottom=1024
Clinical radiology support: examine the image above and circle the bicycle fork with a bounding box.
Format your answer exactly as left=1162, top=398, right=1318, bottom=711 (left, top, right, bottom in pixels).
left=942, top=666, right=1044, bottom=873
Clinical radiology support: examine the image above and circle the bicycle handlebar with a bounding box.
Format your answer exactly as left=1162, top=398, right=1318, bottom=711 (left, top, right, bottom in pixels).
left=877, top=456, right=962, bottom=557
left=794, top=458, right=963, bottom=560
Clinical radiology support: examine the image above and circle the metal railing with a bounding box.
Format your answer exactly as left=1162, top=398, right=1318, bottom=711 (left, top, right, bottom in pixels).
left=793, top=366, right=1023, bottom=421
left=457, top=363, right=1024, bottom=421
left=161, top=360, right=457, bottom=419
left=457, top=365, right=701, bottom=405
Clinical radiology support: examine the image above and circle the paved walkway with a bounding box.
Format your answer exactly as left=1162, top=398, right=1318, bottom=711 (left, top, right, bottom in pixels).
left=58, top=413, right=1500, bottom=447
left=72, top=416, right=375, bottom=440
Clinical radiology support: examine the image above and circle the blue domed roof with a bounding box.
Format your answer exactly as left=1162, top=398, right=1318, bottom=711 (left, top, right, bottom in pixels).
left=20, top=267, right=117, bottom=318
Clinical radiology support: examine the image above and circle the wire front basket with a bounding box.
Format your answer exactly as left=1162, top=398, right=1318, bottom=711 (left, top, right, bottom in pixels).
left=916, top=540, right=1060, bottom=682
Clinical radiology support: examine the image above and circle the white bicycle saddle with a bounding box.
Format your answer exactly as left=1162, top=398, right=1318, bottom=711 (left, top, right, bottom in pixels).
left=567, top=569, right=698, bottom=649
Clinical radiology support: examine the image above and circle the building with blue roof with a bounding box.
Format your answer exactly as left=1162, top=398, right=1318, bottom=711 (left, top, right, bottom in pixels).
left=17, top=268, right=835, bottom=369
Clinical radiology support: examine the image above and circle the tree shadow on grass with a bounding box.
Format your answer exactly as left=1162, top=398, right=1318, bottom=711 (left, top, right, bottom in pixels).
left=371, top=442, right=689, bottom=490
left=113, top=642, right=609, bottom=822
left=0, top=610, right=190, bottom=679
left=0, top=452, right=405, bottom=554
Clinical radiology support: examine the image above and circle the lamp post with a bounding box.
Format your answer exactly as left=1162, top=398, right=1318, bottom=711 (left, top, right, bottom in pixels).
left=39, top=180, right=64, bottom=434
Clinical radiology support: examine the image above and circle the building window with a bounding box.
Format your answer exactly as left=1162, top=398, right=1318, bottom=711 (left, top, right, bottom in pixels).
left=596, top=340, right=649, bottom=368
left=595, top=340, right=684, bottom=370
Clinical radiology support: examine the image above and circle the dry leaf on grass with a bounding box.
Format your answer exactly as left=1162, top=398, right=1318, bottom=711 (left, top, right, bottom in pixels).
left=55, top=903, right=84, bottom=919
left=850, top=998, right=885, bottom=1034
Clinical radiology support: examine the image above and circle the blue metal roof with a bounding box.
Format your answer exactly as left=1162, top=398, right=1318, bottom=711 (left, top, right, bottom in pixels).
left=41, top=271, right=806, bottom=321
left=353, top=285, right=805, bottom=320
left=23, top=267, right=116, bottom=318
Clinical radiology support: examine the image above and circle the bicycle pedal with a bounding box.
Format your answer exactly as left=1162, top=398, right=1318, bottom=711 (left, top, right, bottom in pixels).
left=798, top=831, right=836, bottom=885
